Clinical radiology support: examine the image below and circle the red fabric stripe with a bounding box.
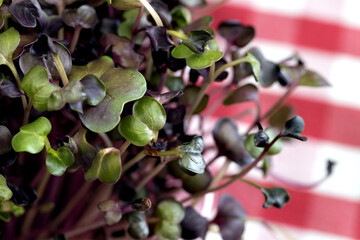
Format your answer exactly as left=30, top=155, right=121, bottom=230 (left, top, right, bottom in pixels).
left=217, top=181, right=360, bottom=239
left=207, top=92, right=360, bottom=148
left=209, top=5, right=360, bottom=56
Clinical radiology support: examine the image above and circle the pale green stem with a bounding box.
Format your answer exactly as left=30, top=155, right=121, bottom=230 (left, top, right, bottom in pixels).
left=7, top=61, right=28, bottom=110
left=51, top=53, right=69, bottom=86
left=240, top=178, right=262, bottom=189
left=138, top=0, right=163, bottom=27
left=44, top=137, right=52, bottom=152
left=64, top=219, right=105, bottom=239
left=122, top=150, right=147, bottom=172
left=119, top=140, right=131, bottom=155
left=185, top=61, right=215, bottom=120
left=135, top=156, right=178, bottom=191
left=213, top=57, right=256, bottom=80
left=55, top=2, right=65, bottom=40
left=156, top=148, right=182, bottom=157
left=98, top=132, right=113, bottom=148
left=167, top=30, right=188, bottom=40
left=22, top=99, right=33, bottom=125
left=69, top=26, right=82, bottom=54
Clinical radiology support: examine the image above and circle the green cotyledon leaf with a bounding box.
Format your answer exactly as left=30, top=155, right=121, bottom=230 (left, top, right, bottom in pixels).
left=80, top=69, right=146, bottom=133
left=21, top=65, right=60, bottom=111
left=118, top=97, right=166, bottom=146
left=46, top=147, right=75, bottom=176
left=12, top=117, right=51, bottom=154
left=0, top=28, right=20, bottom=66
left=0, top=175, right=12, bottom=205
left=68, top=56, right=114, bottom=81
left=85, top=147, right=122, bottom=184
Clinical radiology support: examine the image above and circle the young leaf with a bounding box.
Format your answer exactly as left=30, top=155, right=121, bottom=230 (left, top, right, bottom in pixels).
left=118, top=97, right=166, bottom=146
left=46, top=147, right=75, bottom=176
left=133, top=97, right=166, bottom=132
left=120, top=116, right=154, bottom=147
left=0, top=151, right=17, bottom=168
left=21, top=65, right=60, bottom=111
left=170, top=6, right=191, bottom=30
left=19, top=43, right=72, bottom=79
left=0, top=126, right=12, bottom=155
left=156, top=199, right=185, bottom=223
left=72, top=127, right=97, bottom=170
left=117, top=9, right=146, bottom=39
left=0, top=175, right=12, bottom=204
left=183, top=15, right=213, bottom=34
left=299, top=70, right=330, bottom=87
left=282, top=65, right=330, bottom=87
left=171, top=44, right=194, bottom=59
left=80, top=69, right=146, bottom=133
left=127, top=211, right=149, bottom=239
left=182, top=169, right=212, bottom=194
left=69, top=56, right=115, bottom=81
left=231, top=51, right=253, bottom=84
left=0, top=201, right=25, bottom=221
left=8, top=0, right=41, bottom=28
left=242, top=52, right=261, bottom=81
left=12, top=117, right=51, bottom=154
left=48, top=80, right=87, bottom=111
left=131, top=197, right=152, bottom=211
left=61, top=5, right=98, bottom=29
left=98, top=200, right=122, bottom=225
left=30, top=34, right=57, bottom=57
left=182, top=30, right=213, bottom=54
left=7, top=183, right=37, bottom=206
left=110, top=37, right=144, bottom=69
left=212, top=118, right=253, bottom=166
left=218, top=20, right=255, bottom=47
left=180, top=86, right=209, bottom=114
left=222, top=84, right=258, bottom=105
left=171, top=43, right=223, bottom=69
left=178, top=136, right=206, bottom=174
left=254, top=130, right=269, bottom=147
left=85, top=147, right=122, bottom=184
left=283, top=116, right=307, bottom=141
left=80, top=74, right=106, bottom=106
left=261, top=187, right=290, bottom=209
left=155, top=221, right=181, bottom=240
left=0, top=212, right=10, bottom=222
left=0, top=76, right=23, bottom=98
left=181, top=207, right=209, bottom=240
left=146, top=26, right=173, bottom=51
left=37, top=11, right=64, bottom=37
left=186, top=49, right=223, bottom=69
left=0, top=28, right=20, bottom=66
left=258, top=61, right=280, bottom=87
left=244, top=129, right=282, bottom=158
left=268, top=105, right=294, bottom=130
left=213, top=194, right=246, bottom=240
left=148, top=90, right=183, bottom=104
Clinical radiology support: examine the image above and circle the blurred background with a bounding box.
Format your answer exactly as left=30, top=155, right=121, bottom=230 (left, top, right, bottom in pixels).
left=197, top=0, right=360, bottom=239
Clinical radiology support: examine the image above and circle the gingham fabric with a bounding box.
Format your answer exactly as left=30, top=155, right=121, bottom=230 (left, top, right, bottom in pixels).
left=196, top=0, right=360, bottom=239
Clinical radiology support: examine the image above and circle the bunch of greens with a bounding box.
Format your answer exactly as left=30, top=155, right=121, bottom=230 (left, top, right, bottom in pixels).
left=0, top=0, right=333, bottom=239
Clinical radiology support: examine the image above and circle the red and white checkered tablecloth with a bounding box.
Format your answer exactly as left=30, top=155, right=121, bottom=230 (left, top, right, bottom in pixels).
left=194, top=1, right=360, bottom=239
